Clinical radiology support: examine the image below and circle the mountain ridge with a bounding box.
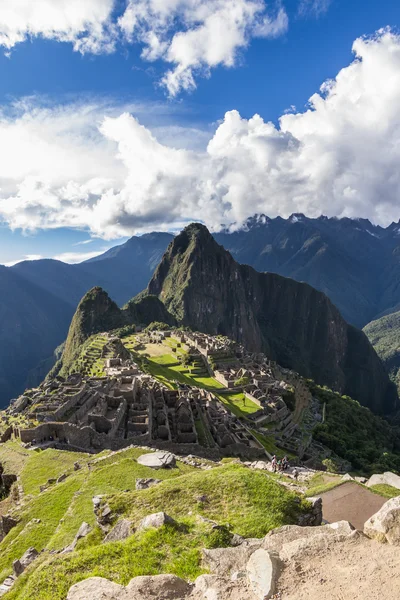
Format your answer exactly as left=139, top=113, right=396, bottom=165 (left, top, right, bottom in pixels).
left=146, top=223, right=397, bottom=414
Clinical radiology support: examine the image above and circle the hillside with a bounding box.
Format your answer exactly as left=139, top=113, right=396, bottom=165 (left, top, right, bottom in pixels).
left=147, top=223, right=397, bottom=414
left=364, top=311, right=400, bottom=392
left=0, top=267, right=73, bottom=407
left=214, top=214, right=400, bottom=328
left=0, top=443, right=311, bottom=600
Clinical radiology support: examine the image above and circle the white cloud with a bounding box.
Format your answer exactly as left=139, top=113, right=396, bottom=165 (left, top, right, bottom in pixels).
left=53, top=249, right=110, bottom=263
left=4, top=254, right=43, bottom=266
left=0, top=0, right=116, bottom=54
left=1, top=29, right=400, bottom=235
left=0, top=0, right=288, bottom=95
left=298, top=0, right=332, bottom=18
left=119, top=0, right=288, bottom=96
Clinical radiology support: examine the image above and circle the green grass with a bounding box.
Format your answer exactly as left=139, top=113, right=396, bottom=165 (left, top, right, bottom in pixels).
left=6, top=464, right=310, bottom=600
left=250, top=430, right=295, bottom=459
left=305, top=473, right=344, bottom=497
left=217, top=392, right=259, bottom=417
left=20, top=449, right=93, bottom=496
left=370, top=484, right=400, bottom=498
left=0, top=441, right=30, bottom=475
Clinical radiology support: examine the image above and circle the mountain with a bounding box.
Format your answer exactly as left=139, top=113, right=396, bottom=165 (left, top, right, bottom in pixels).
left=0, top=266, right=73, bottom=405
left=364, top=311, right=400, bottom=393
left=147, top=223, right=397, bottom=414
left=0, top=233, right=172, bottom=406
left=214, top=214, right=400, bottom=328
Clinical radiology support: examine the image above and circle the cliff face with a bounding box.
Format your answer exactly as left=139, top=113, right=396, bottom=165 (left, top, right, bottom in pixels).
left=148, top=223, right=397, bottom=414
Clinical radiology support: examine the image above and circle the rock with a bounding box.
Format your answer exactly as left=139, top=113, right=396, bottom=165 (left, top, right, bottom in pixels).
left=355, top=476, right=367, bottom=484
left=364, top=496, right=400, bottom=544
left=136, top=452, right=176, bottom=469
left=230, top=571, right=246, bottom=581
left=342, top=473, right=354, bottom=482
left=0, top=575, right=16, bottom=597
left=138, top=512, right=176, bottom=532
left=263, top=522, right=356, bottom=556
left=74, top=462, right=81, bottom=471
left=251, top=461, right=270, bottom=471
left=92, top=495, right=104, bottom=510
left=67, top=577, right=125, bottom=600
left=47, top=478, right=57, bottom=485
left=202, top=541, right=262, bottom=576
left=297, top=496, right=322, bottom=526
left=57, top=473, right=68, bottom=483
left=196, top=495, right=209, bottom=503
left=135, top=478, right=162, bottom=491
left=98, top=504, right=113, bottom=525
left=367, top=472, right=400, bottom=490
left=13, top=547, right=39, bottom=577
left=246, top=549, right=280, bottom=600
left=126, top=574, right=192, bottom=599
left=62, top=522, right=92, bottom=553
left=0, top=515, right=18, bottom=539
left=104, top=519, right=133, bottom=543
left=194, top=574, right=252, bottom=600
left=231, top=534, right=245, bottom=547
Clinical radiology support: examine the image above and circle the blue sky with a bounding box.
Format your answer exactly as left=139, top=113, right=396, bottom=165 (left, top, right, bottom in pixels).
left=1, top=0, right=400, bottom=264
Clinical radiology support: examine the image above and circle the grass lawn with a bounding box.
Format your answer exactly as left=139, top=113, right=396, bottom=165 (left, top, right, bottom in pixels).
left=217, top=392, right=259, bottom=418
left=370, top=484, right=400, bottom=498
left=6, top=464, right=310, bottom=600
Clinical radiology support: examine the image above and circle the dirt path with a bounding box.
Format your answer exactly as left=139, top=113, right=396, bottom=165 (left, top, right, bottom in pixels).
left=279, top=535, right=400, bottom=600
left=319, top=482, right=386, bottom=529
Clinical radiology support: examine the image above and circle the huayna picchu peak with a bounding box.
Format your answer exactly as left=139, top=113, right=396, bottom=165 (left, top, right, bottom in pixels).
left=146, top=223, right=398, bottom=414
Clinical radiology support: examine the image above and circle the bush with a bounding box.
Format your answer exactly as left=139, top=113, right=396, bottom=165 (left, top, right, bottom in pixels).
left=145, top=322, right=171, bottom=332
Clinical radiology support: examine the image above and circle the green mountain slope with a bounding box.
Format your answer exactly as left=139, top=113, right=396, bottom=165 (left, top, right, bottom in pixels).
left=0, top=444, right=310, bottom=600
left=147, top=223, right=397, bottom=414
left=364, top=311, right=400, bottom=392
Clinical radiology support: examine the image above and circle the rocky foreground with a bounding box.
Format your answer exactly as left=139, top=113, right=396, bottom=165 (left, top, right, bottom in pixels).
left=67, top=498, right=400, bottom=600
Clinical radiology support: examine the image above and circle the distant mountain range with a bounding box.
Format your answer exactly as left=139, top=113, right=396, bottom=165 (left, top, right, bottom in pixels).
left=3, top=214, right=400, bottom=407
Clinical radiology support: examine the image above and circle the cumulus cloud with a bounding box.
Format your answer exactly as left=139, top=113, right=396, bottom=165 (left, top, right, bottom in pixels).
left=119, top=0, right=288, bottom=95
left=1, top=29, right=400, bottom=235
left=0, top=1, right=288, bottom=95
left=0, top=0, right=117, bottom=54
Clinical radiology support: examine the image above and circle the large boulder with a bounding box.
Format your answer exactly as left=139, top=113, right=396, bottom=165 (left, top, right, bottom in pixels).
left=262, top=521, right=356, bottom=561
left=126, top=574, right=192, bottom=599
left=104, top=520, right=133, bottom=544
left=202, top=541, right=262, bottom=576
left=67, top=577, right=124, bottom=600
left=367, top=472, right=400, bottom=490
left=136, top=452, right=176, bottom=469
left=138, top=512, right=177, bottom=532
left=364, top=496, right=400, bottom=544
left=246, top=549, right=280, bottom=600
left=193, top=574, right=253, bottom=600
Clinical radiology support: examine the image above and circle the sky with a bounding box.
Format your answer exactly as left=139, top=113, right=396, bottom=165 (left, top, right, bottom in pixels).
left=1, top=0, right=400, bottom=264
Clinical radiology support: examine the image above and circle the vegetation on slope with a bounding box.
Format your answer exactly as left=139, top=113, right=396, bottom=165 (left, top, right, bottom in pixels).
left=310, top=382, right=400, bottom=474
left=59, top=287, right=126, bottom=377
left=364, top=310, right=400, bottom=392
left=0, top=443, right=310, bottom=600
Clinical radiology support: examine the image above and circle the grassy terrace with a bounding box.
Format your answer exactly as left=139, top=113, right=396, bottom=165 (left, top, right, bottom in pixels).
left=4, top=457, right=311, bottom=600
left=123, top=335, right=260, bottom=419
